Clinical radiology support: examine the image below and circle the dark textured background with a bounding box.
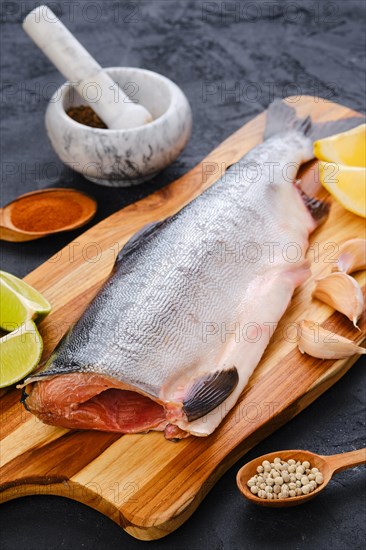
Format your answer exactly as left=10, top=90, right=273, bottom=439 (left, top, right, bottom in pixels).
left=0, top=1, right=365, bottom=549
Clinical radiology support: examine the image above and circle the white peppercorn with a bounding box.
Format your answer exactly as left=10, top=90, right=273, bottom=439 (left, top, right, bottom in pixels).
left=246, top=456, right=324, bottom=500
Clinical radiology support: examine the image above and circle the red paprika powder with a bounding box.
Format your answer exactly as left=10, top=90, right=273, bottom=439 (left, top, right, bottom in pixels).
left=10, top=194, right=84, bottom=233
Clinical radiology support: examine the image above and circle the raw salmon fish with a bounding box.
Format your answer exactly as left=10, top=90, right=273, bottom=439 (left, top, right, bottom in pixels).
left=23, top=101, right=360, bottom=439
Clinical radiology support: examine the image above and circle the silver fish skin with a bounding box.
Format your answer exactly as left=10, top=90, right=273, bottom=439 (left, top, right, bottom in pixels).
left=25, top=101, right=351, bottom=438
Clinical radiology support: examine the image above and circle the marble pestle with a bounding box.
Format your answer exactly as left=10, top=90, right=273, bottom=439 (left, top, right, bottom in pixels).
left=23, top=5, right=153, bottom=129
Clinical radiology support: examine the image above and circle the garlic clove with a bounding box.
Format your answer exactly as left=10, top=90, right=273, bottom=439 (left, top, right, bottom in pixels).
left=312, top=272, right=364, bottom=329
left=332, top=238, right=366, bottom=274
left=298, top=320, right=366, bottom=359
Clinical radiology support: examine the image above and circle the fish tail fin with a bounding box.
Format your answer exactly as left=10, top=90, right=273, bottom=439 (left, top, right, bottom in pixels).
left=265, top=98, right=365, bottom=142
left=264, top=99, right=311, bottom=140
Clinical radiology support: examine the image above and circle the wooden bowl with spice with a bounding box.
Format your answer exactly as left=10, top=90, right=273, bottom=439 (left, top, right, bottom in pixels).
left=0, top=188, right=97, bottom=242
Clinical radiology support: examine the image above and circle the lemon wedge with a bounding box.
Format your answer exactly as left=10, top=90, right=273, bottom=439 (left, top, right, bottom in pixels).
left=314, top=124, right=366, bottom=218
left=314, top=123, right=366, bottom=167
left=318, top=162, right=366, bottom=218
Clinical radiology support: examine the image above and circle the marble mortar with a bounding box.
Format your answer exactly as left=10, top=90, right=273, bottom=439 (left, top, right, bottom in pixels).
left=45, top=67, right=192, bottom=186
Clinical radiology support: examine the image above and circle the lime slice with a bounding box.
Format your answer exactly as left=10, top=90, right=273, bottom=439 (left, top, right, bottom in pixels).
left=0, top=320, right=43, bottom=388
left=319, top=162, right=366, bottom=218
left=314, top=123, right=366, bottom=167
left=0, top=271, right=51, bottom=331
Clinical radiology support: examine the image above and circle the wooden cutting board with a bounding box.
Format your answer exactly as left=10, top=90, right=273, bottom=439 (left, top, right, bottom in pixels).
left=1, top=97, right=365, bottom=541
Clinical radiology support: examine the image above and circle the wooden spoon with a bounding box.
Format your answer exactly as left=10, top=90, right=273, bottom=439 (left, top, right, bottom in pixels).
left=237, top=448, right=366, bottom=507
left=0, top=188, right=97, bottom=242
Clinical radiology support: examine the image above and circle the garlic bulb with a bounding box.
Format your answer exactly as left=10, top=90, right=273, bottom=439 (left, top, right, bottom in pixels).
left=333, top=238, right=366, bottom=274
left=312, top=272, right=364, bottom=328
left=298, top=320, right=366, bottom=359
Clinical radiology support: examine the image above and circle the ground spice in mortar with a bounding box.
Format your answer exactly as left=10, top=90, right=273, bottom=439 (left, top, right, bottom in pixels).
left=10, top=195, right=83, bottom=233
left=66, top=105, right=108, bottom=128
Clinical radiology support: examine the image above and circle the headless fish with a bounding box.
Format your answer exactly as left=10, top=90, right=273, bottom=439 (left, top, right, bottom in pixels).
left=23, top=101, right=363, bottom=439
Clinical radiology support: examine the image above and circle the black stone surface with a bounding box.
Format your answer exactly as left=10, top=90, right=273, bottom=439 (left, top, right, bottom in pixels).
left=0, top=1, right=365, bottom=549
